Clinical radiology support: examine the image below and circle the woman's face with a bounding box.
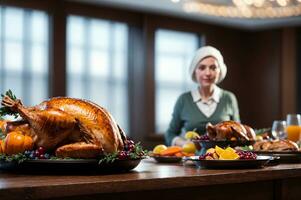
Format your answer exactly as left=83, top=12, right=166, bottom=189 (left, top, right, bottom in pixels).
left=194, top=56, right=220, bottom=87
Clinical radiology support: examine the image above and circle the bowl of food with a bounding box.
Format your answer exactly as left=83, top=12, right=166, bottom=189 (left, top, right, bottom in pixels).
left=191, top=121, right=256, bottom=155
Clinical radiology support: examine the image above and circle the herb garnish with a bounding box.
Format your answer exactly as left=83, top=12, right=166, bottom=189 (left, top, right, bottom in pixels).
left=99, top=142, right=148, bottom=164
left=0, top=153, right=27, bottom=164
left=0, top=90, right=19, bottom=118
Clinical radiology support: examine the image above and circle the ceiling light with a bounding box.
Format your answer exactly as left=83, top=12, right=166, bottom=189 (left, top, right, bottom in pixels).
left=171, top=0, right=301, bottom=18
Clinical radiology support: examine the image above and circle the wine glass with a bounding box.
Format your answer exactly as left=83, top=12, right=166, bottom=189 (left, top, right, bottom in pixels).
left=286, top=114, right=301, bottom=142
left=271, top=120, right=287, bottom=139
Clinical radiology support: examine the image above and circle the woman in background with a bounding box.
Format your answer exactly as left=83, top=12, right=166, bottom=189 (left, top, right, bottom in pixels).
left=165, top=46, right=240, bottom=146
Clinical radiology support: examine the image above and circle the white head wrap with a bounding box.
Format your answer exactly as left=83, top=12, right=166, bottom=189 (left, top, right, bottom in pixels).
left=189, top=46, right=227, bottom=84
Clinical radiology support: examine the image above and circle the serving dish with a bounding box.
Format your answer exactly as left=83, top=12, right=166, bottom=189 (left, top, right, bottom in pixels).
left=192, top=140, right=255, bottom=155
left=151, top=155, right=182, bottom=163
left=253, top=151, right=301, bottom=163
left=0, top=158, right=142, bottom=174
left=184, top=155, right=274, bottom=169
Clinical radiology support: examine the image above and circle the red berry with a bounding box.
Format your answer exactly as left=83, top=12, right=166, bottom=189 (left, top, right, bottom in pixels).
left=38, top=146, right=46, bottom=154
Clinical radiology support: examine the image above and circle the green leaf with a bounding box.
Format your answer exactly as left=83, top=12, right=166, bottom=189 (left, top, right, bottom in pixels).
left=98, top=152, right=118, bottom=164
left=98, top=142, right=148, bottom=164
left=0, top=90, right=19, bottom=118
left=0, top=153, right=27, bottom=164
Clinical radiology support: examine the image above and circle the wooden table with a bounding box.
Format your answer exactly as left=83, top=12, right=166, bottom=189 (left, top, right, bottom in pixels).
left=1, top=158, right=301, bottom=200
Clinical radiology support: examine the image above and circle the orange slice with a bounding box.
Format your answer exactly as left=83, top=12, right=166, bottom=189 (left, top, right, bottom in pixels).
left=219, top=150, right=239, bottom=160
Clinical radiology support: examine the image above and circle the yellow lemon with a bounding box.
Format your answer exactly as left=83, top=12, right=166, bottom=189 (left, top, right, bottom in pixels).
left=215, top=145, right=225, bottom=156
left=225, top=147, right=236, bottom=154
left=185, top=131, right=199, bottom=140
left=206, top=148, right=215, bottom=154
left=153, top=144, right=167, bottom=154
left=182, top=142, right=196, bottom=153
left=219, top=150, right=239, bottom=160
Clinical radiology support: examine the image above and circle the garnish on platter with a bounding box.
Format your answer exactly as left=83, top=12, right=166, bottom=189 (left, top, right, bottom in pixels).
left=184, top=145, right=274, bottom=169
left=99, top=140, right=147, bottom=164
left=199, top=146, right=257, bottom=160
left=0, top=90, right=146, bottom=172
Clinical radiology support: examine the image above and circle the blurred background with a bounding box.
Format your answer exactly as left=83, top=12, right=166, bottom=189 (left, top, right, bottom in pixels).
left=0, top=0, right=300, bottom=148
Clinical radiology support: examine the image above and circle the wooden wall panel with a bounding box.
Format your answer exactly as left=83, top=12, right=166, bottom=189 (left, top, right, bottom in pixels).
left=234, top=30, right=282, bottom=128
left=281, top=28, right=297, bottom=118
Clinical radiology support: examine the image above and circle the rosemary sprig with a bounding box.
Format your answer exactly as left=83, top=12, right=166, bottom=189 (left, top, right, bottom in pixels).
left=129, top=142, right=148, bottom=159
left=98, top=152, right=118, bottom=164
left=0, top=153, right=27, bottom=164
left=98, top=142, right=147, bottom=164
left=0, top=89, right=19, bottom=118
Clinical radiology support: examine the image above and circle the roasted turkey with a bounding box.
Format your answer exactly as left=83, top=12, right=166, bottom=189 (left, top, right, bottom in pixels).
left=1, top=95, right=125, bottom=158
left=253, top=140, right=299, bottom=151
left=206, top=121, right=256, bottom=141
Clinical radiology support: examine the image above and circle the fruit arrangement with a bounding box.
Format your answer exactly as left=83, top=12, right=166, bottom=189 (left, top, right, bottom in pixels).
left=152, top=144, right=195, bottom=157
left=199, top=145, right=257, bottom=160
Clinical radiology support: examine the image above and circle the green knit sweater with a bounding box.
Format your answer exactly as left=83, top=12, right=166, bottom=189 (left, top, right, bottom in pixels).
left=165, top=89, right=240, bottom=146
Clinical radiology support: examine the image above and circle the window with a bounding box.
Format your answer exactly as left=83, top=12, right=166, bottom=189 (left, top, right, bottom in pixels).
left=0, top=6, right=49, bottom=106
left=155, top=29, right=200, bottom=134
left=67, top=16, right=129, bottom=133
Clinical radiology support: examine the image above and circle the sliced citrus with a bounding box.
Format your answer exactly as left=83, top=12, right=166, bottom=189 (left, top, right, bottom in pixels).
left=185, top=131, right=199, bottom=140
left=219, top=150, right=239, bottom=160
left=153, top=144, right=167, bottom=154
left=225, top=147, right=236, bottom=154
left=215, top=145, right=225, bottom=156
left=206, top=148, right=215, bottom=154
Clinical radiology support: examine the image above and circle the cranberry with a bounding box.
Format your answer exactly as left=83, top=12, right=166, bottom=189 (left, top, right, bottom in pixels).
left=38, top=146, right=46, bottom=154
left=197, top=135, right=210, bottom=141
left=118, top=151, right=129, bottom=160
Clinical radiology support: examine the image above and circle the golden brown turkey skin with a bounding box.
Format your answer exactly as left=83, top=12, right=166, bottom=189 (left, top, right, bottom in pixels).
left=1, top=96, right=125, bottom=157
left=207, top=121, right=251, bottom=141
left=253, top=139, right=299, bottom=151
left=40, top=97, right=124, bottom=154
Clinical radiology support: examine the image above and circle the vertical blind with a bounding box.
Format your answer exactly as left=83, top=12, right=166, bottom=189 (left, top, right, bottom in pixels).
left=155, top=29, right=200, bottom=134
left=0, top=6, right=49, bottom=107
left=67, top=15, right=129, bottom=133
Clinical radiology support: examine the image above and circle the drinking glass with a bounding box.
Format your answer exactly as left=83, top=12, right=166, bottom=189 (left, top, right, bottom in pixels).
left=271, top=120, right=287, bottom=139
left=286, top=114, right=301, bottom=142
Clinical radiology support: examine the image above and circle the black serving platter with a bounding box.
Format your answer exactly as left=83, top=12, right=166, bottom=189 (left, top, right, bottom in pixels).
left=253, top=151, right=301, bottom=163
left=0, top=158, right=142, bottom=174
left=152, top=155, right=182, bottom=163
left=185, top=155, right=274, bottom=169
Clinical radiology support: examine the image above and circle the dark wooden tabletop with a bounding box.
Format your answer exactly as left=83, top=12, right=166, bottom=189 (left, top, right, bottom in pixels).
left=1, top=158, right=301, bottom=199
